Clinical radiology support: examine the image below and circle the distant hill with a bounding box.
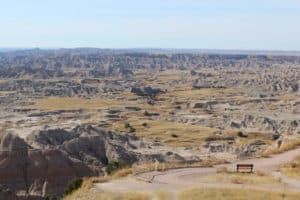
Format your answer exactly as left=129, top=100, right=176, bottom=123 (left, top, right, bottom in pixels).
left=1, top=48, right=300, bottom=56
left=0, top=48, right=28, bottom=52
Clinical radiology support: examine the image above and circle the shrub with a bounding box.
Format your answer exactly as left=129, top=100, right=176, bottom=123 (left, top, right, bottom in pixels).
left=205, top=136, right=235, bottom=142
left=143, top=111, right=150, bottom=116
left=106, top=161, right=126, bottom=175
left=290, top=162, right=298, bottom=168
left=63, top=178, right=83, bottom=196
left=175, top=105, right=181, bottom=109
left=237, top=131, right=248, bottom=138
left=124, top=122, right=131, bottom=128
left=45, top=196, right=61, bottom=200
left=124, top=123, right=136, bottom=132
left=129, top=127, right=136, bottom=133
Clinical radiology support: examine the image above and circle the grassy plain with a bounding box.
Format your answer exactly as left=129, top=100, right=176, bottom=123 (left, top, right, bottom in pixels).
left=179, top=188, right=300, bottom=200
left=281, top=156, right=300, bottom=180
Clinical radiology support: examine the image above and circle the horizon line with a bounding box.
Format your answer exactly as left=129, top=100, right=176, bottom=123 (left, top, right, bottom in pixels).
left=1, top=47, right=300, bottom=56
left=1, top=47, right=300, bottom=51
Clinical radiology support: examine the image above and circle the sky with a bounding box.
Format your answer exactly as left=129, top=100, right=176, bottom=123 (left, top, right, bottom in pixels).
left=0, top=0, right=300, bottom=50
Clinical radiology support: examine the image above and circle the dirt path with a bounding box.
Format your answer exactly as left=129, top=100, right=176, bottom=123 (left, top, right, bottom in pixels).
left=95, top=147, right=300, bottom=198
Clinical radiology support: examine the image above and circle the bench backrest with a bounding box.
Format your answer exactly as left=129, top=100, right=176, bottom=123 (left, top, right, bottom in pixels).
left=237, top=164, right=253, bottom=168
left=236, top=164, right=254, bottom=172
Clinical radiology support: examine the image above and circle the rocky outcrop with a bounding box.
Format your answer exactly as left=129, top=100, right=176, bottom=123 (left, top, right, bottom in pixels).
left=29, top=125, right=139, bottom=165
left=204, top=136, right=267, bottom=159
left=0, top=79, right=99, bottom=97
left=0, top=185, right=17, bottom=200
left=228, top=115, right=300, bottom=134
left=236, top=140, right=267, bottom=159
left=1, top=49, right=300, bottom=199
left=0, top=133, right=94, bottom=198
left=0, top=126, right=142, bottom=198
left=0, top=66, right=64, bottom=79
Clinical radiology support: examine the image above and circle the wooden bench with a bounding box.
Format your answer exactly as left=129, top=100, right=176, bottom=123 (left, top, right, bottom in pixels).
left=236, top=164, right=254, bottom=173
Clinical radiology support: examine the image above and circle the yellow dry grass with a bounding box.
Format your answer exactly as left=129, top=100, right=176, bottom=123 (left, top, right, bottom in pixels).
left=64, top=168, right=133, bottom=200
left=205, top=171, right=281, bottom=185
left=65, top=189, right=151, bottom=200
left=30, top=97, right=128, bottom=111
left=262, top=138, right=300, bottom=157
left=224, top=130, right=272, bottom=145
left=132, top=159, right=227, bottom=175
left=161, top=87, right=239, bottom=101
left=276, top=94, right=300, bottom=101
left=133, top=70, right=184, bottom=86
left=155, top=191, right=172, bottom=200
left=66, top=184, right=300, bottom=200
left=112, top=118, right=217, bottom=147
left=178, top=188, right=300, bottom=200
left=281, top=156, right=300, bottom=180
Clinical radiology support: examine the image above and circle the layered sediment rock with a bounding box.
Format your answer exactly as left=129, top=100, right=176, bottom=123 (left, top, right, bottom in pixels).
left=0, top=126, right=141, bottom=198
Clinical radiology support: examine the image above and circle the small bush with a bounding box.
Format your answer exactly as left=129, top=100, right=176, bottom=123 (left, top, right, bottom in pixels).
left=45, top=196, right=60, bottom=200
left=129, top=127, right=136, bottom=133
left=63, top=178, right=83, bottom=196
left=290, top=162, right=298, bottom=168
left=124, top=122, right=131, bottom=129
left=171, top=134, right=178, bottom=138
left=237, top=131, right=248, bottom=138
left=205, top=136, right=235, bottom=142
left=106, top=161, right=126, bottom=175
left=272, top=134, right=280, bottom=140
left=143, top=111, right=150, bottom=116
left=175, top=105, right=181, bottom=109
left=113, top=168, right=133, bottom=178
left=124, top=123, right=136, bottom=132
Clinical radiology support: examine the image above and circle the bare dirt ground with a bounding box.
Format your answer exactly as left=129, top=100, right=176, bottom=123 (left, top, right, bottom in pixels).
left=95, top=148, right=300, bottom=198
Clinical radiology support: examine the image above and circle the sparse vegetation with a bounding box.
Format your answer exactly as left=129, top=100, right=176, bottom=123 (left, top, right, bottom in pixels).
left=64, top=189, right=151, bottom=200
left=132, top=159, right=227, bottom=174
left=143, top=110, right=150, bottom=116
left=45, top=196, right=61, bottom=200
left=30, top=97, right=131, bottom=111
left=204, top=171, right=280, bottom=185
left=124, top=122, right=136, bottom=133
left=155, top=191, right=172, bottom=200
left=124, top=122, right=131, bottom=129
left=281, top=156, right=300, bottom=180
left=112, top=119, right=217, bottom=147
left=237, top=131, right=248, bottom=138
left=63, top=178, right=83, bottom=196
left=205, top=136, right=235, bottom=142
left=262, top=138, right=300, bottom=157
left=63, top=168, right=133, bottom=200
left=2, top=49, right=300, bottom=199
left=106, top=161, right=127, bottom=175
left=179, top=188, right=300, bottom=200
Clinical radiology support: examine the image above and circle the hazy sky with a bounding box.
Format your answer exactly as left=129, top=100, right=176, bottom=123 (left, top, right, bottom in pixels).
left=1, top=0, right=300, bottom=50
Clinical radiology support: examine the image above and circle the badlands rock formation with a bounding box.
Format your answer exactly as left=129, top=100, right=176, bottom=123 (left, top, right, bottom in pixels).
left=0, top=126, right=144, bottom=198
left=0, top=49, right=299, bottom=199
